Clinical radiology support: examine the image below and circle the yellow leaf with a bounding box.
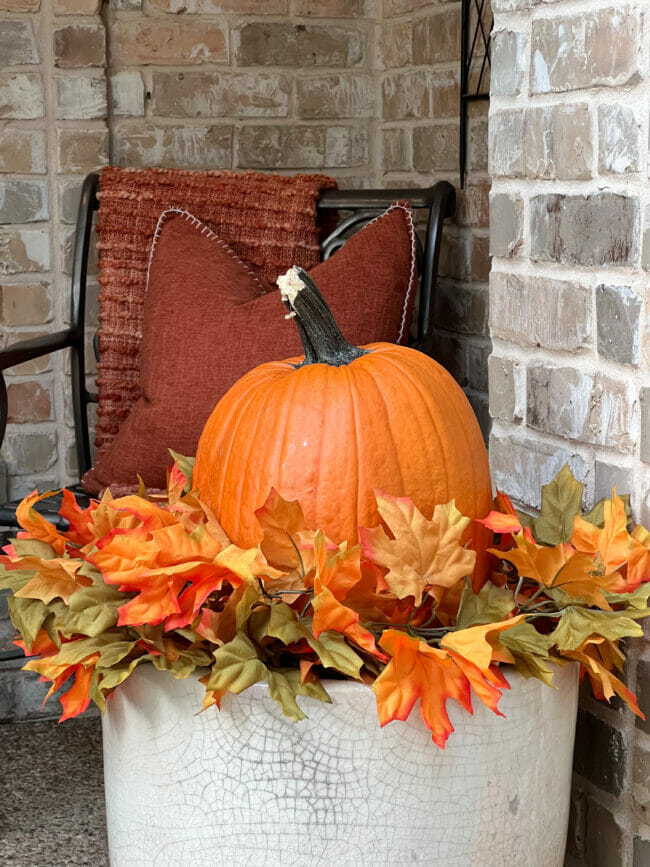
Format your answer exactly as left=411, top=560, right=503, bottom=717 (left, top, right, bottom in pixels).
left=360, top=494, right=475, bottom=605
left=441, top=616, right=524, bottom=673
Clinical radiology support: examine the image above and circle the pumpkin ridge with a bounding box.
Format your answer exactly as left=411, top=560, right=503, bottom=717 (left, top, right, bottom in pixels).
left=375, top=350, right=450, bottom=505
left=342, top=363, right=363, bottom=541
left=218, top=372, right=280, bottom=535
left=364, top=359, right=407, bottom=495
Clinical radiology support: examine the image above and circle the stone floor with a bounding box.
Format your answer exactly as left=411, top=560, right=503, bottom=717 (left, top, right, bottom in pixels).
left=0, top=717, right=109, bottom=866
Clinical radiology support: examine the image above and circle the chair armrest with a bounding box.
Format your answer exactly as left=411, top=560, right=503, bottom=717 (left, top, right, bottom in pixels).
left=0, top=329, right=77, bottom=372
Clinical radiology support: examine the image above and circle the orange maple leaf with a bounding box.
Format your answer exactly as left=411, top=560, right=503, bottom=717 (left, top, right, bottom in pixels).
left=311, top=535, right=385, bottom=659
left=360, top=494, right=476, bottom=605
left=565, top=639, right=643, bottom=718
left=571, top=493, right=650, bottom=590
left=496, top=535, right=618, bottom=608
left=373, top=629, right=473, bottom=748
left=16, top=490, right=68, bottom=556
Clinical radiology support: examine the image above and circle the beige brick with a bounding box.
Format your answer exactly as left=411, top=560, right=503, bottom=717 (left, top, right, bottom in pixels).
left=457, top=182, right=489, bottom=229
left=530, top=193, right=639, bottom=267
left=491, top=30, right=524, bottom=96
left=53, top=0, right=100, bottom=12
left=488, top=110, right=523, bottom=178
left=0, top=179, right=48, bottom=224
left=413, top=124, right=458, bottom=173
left=0, top=72, right=44, bottom=119
left=489, top=432, right=591, bottom=512
left=3, top=432, right=57, bottom=474
left=295, top=0, right=364, bottom=13
left=110, top=70, right=145, bottom=118
left=0, top=228, right=49, bottom=274
left=379, top=21, right=411, bottom=70
left=412, top=8, right=460, bottom=65
left=6, top=330, right=51, bottom=376
left=55, top=73, right=107, bottom=119
left=492, top=0, right=530, bottom=10
left=524, top=104, right=593, bottom=181
left=381, top=128, right=410, bottom=172
left=0, top=128, right=46, bottom=174
left=7, top=381, right=52, bottom=422
left=471, top=233, right=490, bottom=282
left=383, top=0, right=431, bottom=14
left=148, top=0, right=286, bottom=11
left=0, top=0, right=39, bottom=9
left=325, top=126, right=367, bottom=168
left=1, top=282, right=51, bottom=325
left=468, top=113, right=488, bottom=173
left=596, top=284, right=640, bottom=365
left=489, top=193, right=523, bottom=257
left=488, top=356, right=519, bottom=424
left=57, top=128, right=109, bottom=173
left=297, top=74, right=373, bottom=119
left=643, top=204, right=650, bottom=272
left=531, top=9, right=642, bottom=94
left=640, top=388, right=650, bottom=464
left=382, top=70, right=434, bottom=120
left=151, top=72, right=290, bottom=118
left=527, top=365, right=636, bottom=454
left=598, top=104, right=641, bottom=174
left=59, top=179, right=81, bottom=224
left=237, top=126, right=324, bottom=169
left=113, top=122, right=232, bottom=170
left=54, top=25, right=105, bottom=69
left=434, top=281, right=488, bottom=336
left=0, top=19, right=40, bottom=66
left=110, top=20, right=228, bottom=66
left=467, top=340, right=489, bottom=393
left=490, top=272, right=591, bottom=352
left=234, top=23, right=363, bottom=68
left=109, top=0, right=140, bottom=7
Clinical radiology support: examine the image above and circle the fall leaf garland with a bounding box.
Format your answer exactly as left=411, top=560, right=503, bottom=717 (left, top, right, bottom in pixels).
left=1, top=464, right=648, bottom=748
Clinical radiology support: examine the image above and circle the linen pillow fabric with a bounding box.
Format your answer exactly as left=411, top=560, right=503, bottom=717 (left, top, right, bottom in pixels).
left=82, top=202, right=418, bottom=495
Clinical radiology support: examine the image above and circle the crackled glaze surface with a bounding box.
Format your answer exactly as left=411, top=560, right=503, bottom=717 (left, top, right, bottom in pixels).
left=103, top=664, right=578, bottom=867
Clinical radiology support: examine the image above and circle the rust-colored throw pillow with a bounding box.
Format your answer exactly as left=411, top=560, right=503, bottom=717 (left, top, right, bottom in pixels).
left=82, top=202, right=417, bottom=495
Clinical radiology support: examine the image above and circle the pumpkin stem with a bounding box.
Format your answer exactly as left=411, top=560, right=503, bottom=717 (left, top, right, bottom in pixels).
left=278, top=267, right=368, bottom=367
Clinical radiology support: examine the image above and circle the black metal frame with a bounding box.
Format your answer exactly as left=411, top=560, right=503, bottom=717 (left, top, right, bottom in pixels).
left=0, top=173, right=454, bottom=510
left=460, top=0, right=493, bottom=188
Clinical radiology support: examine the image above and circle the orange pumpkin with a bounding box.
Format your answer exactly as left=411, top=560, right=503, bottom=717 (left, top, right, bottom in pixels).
left=194, top=267, right=492, bottom=548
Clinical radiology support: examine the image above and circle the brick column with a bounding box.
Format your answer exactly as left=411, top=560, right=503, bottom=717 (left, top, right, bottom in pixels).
left=489, top=2, right=650, bottom=863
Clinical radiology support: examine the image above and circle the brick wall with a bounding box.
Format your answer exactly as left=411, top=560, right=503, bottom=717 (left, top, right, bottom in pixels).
left=489, top=1, right=650, bottom=863
left=0, top=0, right=489, bottom=498
left=0, top=0, right=106, bottom=501
left=379, top=0, right=491, bottom=433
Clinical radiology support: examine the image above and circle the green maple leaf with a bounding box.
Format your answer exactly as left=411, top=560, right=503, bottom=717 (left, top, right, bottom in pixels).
left=206, top=632, right=268, bottom=694
left=500, top=621, right=555, bottom=657
left=456, top=579, right=515, bottom=629
left=58, top=585, right=124, bottom=638
left=7, top=595, right=51, bottom=650
left=532, top=465, right=584, bottom=546
left=0, top=568, right=38, bottom=593
left=267, top=668, right=332, bottom=722
left=603, top=584, right=650, bottom=610
left=265, top=602, right=362, bottom=679
left=551, top=608, right=646, bottom=651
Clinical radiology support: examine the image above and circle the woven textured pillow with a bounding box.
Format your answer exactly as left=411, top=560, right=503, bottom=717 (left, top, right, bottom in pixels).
left=82, top=202, right=417, bottom=495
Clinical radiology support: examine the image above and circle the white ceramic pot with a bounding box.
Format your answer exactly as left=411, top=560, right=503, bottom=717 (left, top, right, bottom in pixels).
left=102, top=662, right=578, bottom=867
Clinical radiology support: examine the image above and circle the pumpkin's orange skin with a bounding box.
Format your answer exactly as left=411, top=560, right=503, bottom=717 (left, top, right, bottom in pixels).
left=194, top=342, right=492, bottom=549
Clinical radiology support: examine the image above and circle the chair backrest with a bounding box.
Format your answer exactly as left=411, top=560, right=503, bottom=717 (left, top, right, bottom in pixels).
left=69, top=174, right=455, bottom=478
